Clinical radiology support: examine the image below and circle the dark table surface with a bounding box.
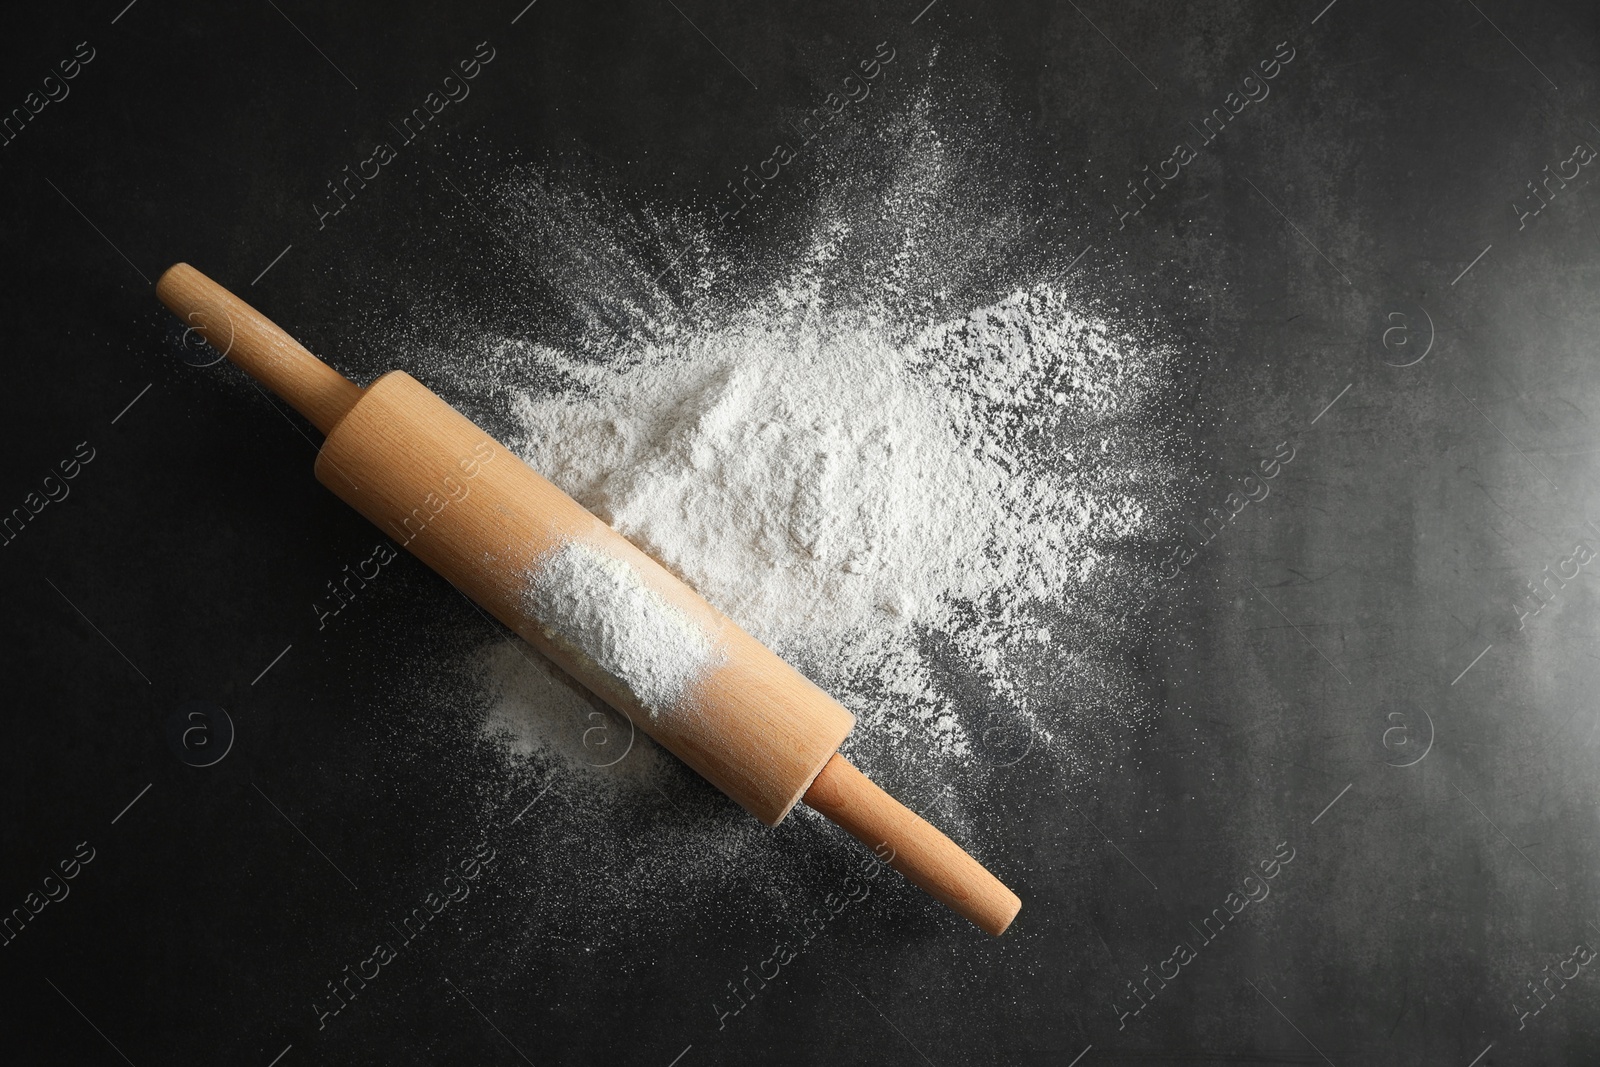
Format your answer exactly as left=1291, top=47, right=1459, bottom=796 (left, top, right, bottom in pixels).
left=5, top=1, right=1600, bottom=1064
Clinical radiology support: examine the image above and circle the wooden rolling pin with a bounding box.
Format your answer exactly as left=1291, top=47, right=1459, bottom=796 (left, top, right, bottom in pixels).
left=157, top=263, right=1021, bottom=936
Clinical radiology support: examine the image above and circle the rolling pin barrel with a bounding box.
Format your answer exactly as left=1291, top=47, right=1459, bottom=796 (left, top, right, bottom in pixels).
left=314, top=366, right=854, bottom=825
left=154, top=263, right=1021, bottom=936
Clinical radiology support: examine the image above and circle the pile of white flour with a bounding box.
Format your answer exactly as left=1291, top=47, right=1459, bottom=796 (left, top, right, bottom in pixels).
left=485, top=278, right=1170, bottom=770
left=390, top=85, right=1185, bottom=939
left=524, top=541, right=721, bottom=718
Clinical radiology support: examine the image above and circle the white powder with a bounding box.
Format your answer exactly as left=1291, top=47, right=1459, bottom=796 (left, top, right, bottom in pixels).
left=397, top=85, right=1187, bottom=937
left=501, top=281, right=1170, bottom=766
left=524, top=541, right=721, bottom=718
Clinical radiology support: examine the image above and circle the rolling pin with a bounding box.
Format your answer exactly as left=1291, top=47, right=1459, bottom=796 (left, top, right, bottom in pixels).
left=156, top=263, right=1022, bottom=936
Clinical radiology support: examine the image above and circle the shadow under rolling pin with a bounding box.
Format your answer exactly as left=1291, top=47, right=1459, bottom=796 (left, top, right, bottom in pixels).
left=157, top=263, right=1022, bottom=936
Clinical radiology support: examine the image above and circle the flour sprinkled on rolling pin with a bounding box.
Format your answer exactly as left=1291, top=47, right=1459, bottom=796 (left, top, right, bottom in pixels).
left=156, top=262, right=1023, bottom=936
left=524, top=541, right=723, bottom=719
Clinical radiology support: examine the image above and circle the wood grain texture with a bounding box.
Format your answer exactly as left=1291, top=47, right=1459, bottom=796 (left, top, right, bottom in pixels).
left=804, top=754, right=1022, bottom=935
left=315, top=370, right=856, bottom=825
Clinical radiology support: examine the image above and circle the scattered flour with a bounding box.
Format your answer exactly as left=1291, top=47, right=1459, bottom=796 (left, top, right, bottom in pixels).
left=389, top=82, right=1188, bottom=936
left=524, top=540, right=721, bottom=718
left=501, top=282, right=1167, bottom=766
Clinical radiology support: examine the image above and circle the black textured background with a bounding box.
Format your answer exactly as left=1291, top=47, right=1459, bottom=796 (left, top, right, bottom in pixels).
left=4, top=1, right=1600, bottom=1064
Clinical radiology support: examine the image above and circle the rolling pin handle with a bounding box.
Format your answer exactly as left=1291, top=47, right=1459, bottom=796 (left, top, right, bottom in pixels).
left=803, top=754, right=1022, bottom=936
left=155, top=263, right=363, bottom=436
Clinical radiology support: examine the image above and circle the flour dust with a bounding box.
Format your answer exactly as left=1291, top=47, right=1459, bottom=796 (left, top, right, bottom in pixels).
left=398, top=84, right=1186, bottom=937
